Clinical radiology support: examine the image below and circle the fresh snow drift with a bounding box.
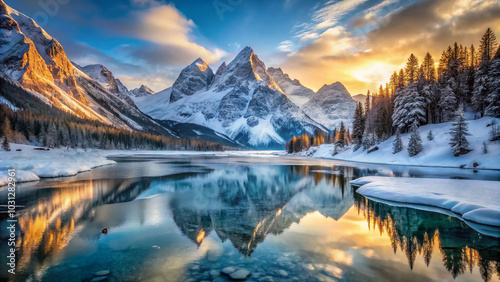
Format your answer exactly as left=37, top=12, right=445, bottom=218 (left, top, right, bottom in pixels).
left=351, top=176, right=500, bottom=227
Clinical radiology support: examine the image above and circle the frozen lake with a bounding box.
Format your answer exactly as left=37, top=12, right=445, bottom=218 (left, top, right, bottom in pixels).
left=1, top=154, right=499, bottom=281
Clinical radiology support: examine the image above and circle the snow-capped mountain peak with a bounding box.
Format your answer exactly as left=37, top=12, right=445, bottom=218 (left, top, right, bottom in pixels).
left=78, top=64, right=120, bottom=94
left=216, top=46, right=283, bottom=93
left=130, top=84, right=155, bottom=97
left=268, top=67, right=314, bottom=107
left=302, top=81, right=356, bottom=130
left=316, top=82, right=351, bottom=97
left=169, top=57, right=214, bottom=102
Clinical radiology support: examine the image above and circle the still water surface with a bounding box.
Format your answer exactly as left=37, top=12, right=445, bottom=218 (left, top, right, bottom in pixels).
left=1, top=154, right=499, bottom=282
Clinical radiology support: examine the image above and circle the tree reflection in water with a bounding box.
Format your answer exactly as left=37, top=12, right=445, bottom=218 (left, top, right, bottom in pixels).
left=354, top=194, right=500, bottom=281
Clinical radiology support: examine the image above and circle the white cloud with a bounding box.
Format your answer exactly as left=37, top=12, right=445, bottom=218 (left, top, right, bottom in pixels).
left=133, top=5, right=226, bottom=64
left=277, top=40, right=293, bottom=52
left=311, top=0, right=370, bottom=30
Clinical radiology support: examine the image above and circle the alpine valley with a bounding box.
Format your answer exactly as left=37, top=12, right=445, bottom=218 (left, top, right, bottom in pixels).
left=0, top=0, right=356, bottom=148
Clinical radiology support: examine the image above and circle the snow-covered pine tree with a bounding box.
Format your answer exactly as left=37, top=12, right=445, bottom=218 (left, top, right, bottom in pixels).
left=46, top=122, right=58, bottom=148
left=2, top=136, right=9, bottom=151
left=482, top=141, right=488, bottom=154
left=449, top=107, right=471, bottom=156
left=392, top=82, right=426, bottom=132
left=485, top=46, right=500, bottom=117
left=352, top=102, right=365, bottom=150
left=438, top=84, right=458, bottom=122
left=473, top=28, right=497, bottom=116
left=490, top=119, right=500, bottom=141
left=408, top=124, right=423, bottom=157
left=427, top=130, right=434, bottom=141
left=337, top=122, right=346, bottom=148
left=393, top=130, right=403, bottom=154
left=1, top=117, right=10, bottom=151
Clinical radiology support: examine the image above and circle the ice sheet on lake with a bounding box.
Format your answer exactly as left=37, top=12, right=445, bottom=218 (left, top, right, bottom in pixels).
left=351, top=176, right=500, bottom=227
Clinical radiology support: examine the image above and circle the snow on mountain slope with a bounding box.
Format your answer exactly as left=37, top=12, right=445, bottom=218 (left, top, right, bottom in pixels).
left=267, top=67, right=314, bottom=107
left=0, top=0, right=167, bottom=134
left=136, top=47, right=326, bottom=147
left=302, top=82, right=356, bottom=130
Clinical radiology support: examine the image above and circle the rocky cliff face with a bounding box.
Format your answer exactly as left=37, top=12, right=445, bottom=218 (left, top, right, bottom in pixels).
left=136, top=47, right=326, bottom=147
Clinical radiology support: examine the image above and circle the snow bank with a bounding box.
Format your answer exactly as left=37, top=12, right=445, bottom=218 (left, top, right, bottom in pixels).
left=0, top=144, right=116, bottom=186
left=294, top=117, right=500, bottom=169
left=351, top=176, right=500, bottom=227
left=0, top=170, right=39, bottom=186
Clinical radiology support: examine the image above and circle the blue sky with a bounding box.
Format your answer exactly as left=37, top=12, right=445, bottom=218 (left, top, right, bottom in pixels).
left=6, top=0, right=500, bottom=94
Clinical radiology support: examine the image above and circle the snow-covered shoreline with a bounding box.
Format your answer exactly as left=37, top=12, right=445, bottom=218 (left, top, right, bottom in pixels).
left=285, top=117, right=500, bottom=170
left=0, top=144, right=281, bottom=186
left=0, top=144, right=116, bottom=186
left=350, top=176, right=500, bottom=232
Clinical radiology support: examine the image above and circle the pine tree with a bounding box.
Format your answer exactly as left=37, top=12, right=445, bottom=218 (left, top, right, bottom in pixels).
left=407, top=124, right=423, bottom=157
left=473, top=28, right=498, bottom=116
left=46, top=122, right=57, bottom=148
left=420, top=52, right=437, bottom=82
left=1, top=118, right=10, bottom=151
left=449, top=108, right=471, bottom=156
left=2, top=136, right=9, bottom=151
left=439, top=84, right=458, bottom=122
left=337, top=121, right=346, bottom=148
left=392, top=82, right=426, bottom=131
left=393, top=130, right=403, bottom=154
left=352, top=102, right=365, bottom=150
left=482, top=141, right=488, bottom=154
left=405, top=54, right=419, bottom=84
left=2, top=117, right=12, bottom=141
left=485, top=46, right=500, bottom=117
left=427, top=130, right=434, bottom=141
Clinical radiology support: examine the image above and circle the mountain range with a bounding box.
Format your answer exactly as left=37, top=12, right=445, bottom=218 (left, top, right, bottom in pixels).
left=0, top=0, right=356, bottom=148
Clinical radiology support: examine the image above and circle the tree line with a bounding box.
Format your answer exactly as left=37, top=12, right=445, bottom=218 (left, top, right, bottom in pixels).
left=0, top=104, right=225, bottom=151
left=286, top=28, right=500, bottom=156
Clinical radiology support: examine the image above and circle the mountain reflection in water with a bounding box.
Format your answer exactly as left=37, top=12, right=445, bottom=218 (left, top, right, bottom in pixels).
left=0, top=158, right=498, bottom=282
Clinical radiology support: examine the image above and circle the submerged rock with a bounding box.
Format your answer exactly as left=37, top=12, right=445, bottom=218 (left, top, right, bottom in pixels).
left=277, top=270, right=288, bottom=277
left=93, top=270, right=110, bottom=276
left=222, top=266, right=236, bottom=274
left=230, top=269, right=250, bottom=280
left=90, top=276, right=108, bottom=282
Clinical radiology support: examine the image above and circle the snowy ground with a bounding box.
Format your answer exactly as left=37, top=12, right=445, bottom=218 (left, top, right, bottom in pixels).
left=0, top=143, right=280, bottom=186
left=350, top=176, right=500, bottom=234
left=289, top=117, right=500, bottom=170
left=0, top=144, right=116, bottom=186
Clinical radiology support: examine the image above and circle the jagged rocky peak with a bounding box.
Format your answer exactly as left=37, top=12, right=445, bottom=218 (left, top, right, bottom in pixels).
left=115, top=79, right=129, bottom=94
left=267, top=67, right=314, bottom=107
left=217, top=46, right=282, bottom=93
left=131, top=84, right=155, bottom=97
left=78, top=64, right=120, bottom=93
left=169, top=57, right=214, bottom=102
left=215, top=61, right=227, bottom=76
